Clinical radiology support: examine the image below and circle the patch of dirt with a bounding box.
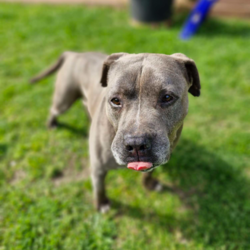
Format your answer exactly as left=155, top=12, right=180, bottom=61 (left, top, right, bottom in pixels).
left=174, top=229, right=190, bottom=245
left=1, top=0, right=127, bottom=6
left=53, top=158, right=90, bottom=186
left=11, top=169, right=27, bottom=184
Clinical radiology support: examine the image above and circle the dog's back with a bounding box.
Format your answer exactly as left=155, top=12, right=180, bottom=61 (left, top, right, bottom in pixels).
left=30, top=51, right=108, bottom=127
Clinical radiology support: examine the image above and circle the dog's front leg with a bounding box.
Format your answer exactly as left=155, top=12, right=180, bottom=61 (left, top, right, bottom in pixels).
left=142, top=170, right=163, bottom=192
left=91, top=171, right=110, bottom=213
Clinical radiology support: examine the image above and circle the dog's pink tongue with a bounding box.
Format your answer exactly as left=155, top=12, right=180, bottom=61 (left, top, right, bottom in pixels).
left=127, top=162, right=153, bottom=171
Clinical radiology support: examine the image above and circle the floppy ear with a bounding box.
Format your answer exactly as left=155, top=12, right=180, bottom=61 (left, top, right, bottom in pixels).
left=171, top=53, right=201, bottom=97
left=100, top=53, right=128, bottom=87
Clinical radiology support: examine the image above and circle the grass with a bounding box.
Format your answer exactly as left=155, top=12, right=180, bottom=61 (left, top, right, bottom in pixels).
left=0, top=2, right=250, bottom=249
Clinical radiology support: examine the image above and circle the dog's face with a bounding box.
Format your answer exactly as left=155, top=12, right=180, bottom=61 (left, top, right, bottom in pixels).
left=100, top=53, right=200, bottom=172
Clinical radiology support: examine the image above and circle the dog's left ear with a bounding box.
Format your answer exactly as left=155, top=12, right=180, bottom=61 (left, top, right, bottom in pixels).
left=100, top=53, right=128, bottom=87
left=171, top=53, right=201, bottom=97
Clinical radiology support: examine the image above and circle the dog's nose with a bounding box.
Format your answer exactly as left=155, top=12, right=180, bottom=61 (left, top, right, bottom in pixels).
left=124, top=136, right=152, bottom=155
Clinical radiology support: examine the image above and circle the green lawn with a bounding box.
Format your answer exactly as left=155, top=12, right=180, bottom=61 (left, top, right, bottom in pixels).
left=0, top=3, right=250, bottom=249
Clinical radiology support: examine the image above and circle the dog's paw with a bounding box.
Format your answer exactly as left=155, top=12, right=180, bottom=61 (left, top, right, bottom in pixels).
left=143, top=177, right=164, bottom=192
left=154, top=182, right=163, bottom=192
left=47, top=119, right=58, bottom=129
left=100, top=203, right=111, bottom=214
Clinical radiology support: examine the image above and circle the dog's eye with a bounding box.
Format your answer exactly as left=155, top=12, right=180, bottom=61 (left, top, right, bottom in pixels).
left=111, top=98, right=121, bottom=107
left=162, top=94, right=174, bottom=103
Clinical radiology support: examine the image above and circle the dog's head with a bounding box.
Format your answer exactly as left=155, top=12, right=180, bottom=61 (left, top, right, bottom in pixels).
left=100, top=53, right=200, bottom=172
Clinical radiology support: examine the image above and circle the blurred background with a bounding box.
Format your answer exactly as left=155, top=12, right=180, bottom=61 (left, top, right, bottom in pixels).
left=0, top=0, right=250, bottom=249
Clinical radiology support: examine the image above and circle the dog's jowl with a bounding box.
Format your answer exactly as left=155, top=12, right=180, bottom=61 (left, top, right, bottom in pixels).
left=30, top=52, right=200, bottom=212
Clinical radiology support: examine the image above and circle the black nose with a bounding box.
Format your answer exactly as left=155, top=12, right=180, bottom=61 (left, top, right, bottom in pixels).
left=124, top=135, right=152, bottom=155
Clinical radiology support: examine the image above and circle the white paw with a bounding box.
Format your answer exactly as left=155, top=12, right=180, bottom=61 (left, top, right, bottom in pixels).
left=100, top=204, right=110, bottom=214
left=154, top=183, right=163, bottom=192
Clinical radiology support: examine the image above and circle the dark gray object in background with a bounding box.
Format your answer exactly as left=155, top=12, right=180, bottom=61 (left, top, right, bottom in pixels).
left=131, top=0, right=173, bottom=23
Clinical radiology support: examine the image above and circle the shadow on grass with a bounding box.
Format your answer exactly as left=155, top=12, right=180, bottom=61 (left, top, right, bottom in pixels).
left=173, top=14, right=250, bottom=38
left=0, top=144, right=8, bottom=160
left=56, top=121, right=89, bottom=137
left=114, top=139, right=250, bottom=248
left=198, top=19, right=250, bottom=38
left=164, top=139, right=250, bottom=248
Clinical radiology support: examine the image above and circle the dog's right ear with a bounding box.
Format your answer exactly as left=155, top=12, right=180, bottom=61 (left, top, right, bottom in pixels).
left=100, top=53, right=127, bottom=87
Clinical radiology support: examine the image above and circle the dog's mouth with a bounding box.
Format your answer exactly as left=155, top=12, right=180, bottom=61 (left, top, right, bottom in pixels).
left=127, top=162, right=157, bottom=172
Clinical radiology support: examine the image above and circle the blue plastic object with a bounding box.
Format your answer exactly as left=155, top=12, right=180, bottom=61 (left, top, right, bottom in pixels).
left=180, top=0, right=218, bottom=40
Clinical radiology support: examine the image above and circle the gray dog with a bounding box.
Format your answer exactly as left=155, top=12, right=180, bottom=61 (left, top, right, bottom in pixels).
left=30, top=51, right=200, bottom=212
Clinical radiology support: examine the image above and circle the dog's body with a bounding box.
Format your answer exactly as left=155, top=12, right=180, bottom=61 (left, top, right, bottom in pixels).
left=31, top=51, right=200, bottom=212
